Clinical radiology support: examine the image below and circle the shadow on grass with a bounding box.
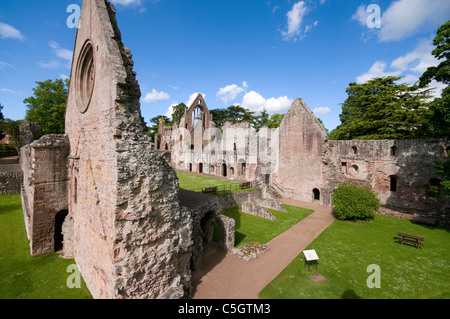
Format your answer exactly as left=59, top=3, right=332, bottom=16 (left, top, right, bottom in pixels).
left=341, top=289, right=362, bottom=299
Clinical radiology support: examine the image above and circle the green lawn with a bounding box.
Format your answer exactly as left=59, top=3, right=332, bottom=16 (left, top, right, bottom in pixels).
left=0, top=194, right=92, bottom=299
left=176, top=171, right=258, bottom=195
left=220, top=205, right=314, bottom=247
left=259, top=214, right=450, bottom=299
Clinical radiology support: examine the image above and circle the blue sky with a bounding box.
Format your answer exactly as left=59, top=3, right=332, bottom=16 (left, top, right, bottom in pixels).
left=0, top=0, right=449, bottom=131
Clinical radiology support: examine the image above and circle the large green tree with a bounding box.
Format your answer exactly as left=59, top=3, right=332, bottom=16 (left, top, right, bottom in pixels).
left=210, top=105, right=257, bottom=129
left=171, top=103, right=188, bottom=125
left=329, top=76, right=433, bottom=140
left=419, top=20, right=450, bottom=139
left=210, top=108, right=228, bottom=129
left=23, top=79, right=69, bottom=138
left=254, top=109, right=270, bottom=131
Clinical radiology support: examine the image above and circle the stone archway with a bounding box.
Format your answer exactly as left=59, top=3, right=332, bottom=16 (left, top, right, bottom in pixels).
left=313, top=188, right=320, bottom=201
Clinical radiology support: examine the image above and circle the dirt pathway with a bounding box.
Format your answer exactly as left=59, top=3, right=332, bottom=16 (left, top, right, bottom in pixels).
left=191, top=199, right=335, bottom=299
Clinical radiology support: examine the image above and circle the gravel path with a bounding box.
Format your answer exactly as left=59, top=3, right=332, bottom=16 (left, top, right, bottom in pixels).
left=191, top=198, right=335, bottom=299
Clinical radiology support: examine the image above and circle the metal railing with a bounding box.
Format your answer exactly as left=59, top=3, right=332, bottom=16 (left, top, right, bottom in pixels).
left=190, top=181, right=255, bottom=196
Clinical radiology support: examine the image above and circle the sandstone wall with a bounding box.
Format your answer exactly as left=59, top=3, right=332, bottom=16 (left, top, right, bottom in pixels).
left=0, top=171, right=22, bottom=195
left=275, top=98, right=328, bottom=203
left=64, top=0, right=193, bottom=299
left=20, top=135, right=69, bottom=256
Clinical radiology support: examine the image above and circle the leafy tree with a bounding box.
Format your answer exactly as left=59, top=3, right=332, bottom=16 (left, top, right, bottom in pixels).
left=434, top=160, right=450, bottom=198
left=0, top=103, right=4, bottom=141
left=210, top=108, right=228, bottom=129
left=268, top=113, right=285, bottom=129
left=419, top=20, right=450, bottom=139
left=0, top=119, right=21, bottom=152
left=330, top=76, right=433, bottom=140
left=171, top=103, right=187, bottom=125
left=225, top=105, right=256, bottom=125
left=254, top=109, right=270, bottom=131
left=24, top=79, right=68, bottom=138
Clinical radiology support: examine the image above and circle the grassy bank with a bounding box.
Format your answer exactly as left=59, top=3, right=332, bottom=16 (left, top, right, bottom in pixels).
left=0, top=194, right=92, bottom=299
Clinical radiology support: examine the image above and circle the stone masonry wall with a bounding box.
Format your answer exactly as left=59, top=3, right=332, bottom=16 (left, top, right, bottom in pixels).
left=0, top=171, right=22, bottom=195
left=20, top=135, right=69, bottom=256
left=64, top=0, right=193, bottom=299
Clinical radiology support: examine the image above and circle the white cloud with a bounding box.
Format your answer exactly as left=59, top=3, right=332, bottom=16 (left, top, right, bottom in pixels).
left=356, top=61, right=401, bottom=84
left=60, top=74, right=70, bottom=80
left=110, top=0, right=142, bottom=6
left=164, top=103, right=177, bottom=119
left=352, top=4, right=369, bottom=27
left=241, top=91, right=293, bottom=113
left=1, top=88, right=22, bottom=95
left=49, top=41, right=73, bottom=61
left=142, top=89, right=170, bottom=103
left=38, top=61, right=61, bottom=69
left=356, top=38, right=444, bottom=98
left=0, top=61, right=13, bottom=70
left=281, top=1, right=309, bottom=41
left=391, top=39, right=438, bottom=74
left=313, top=107, right=331, bottom=116
left=0, top=22, right=24, bottom=40
left=216, top=83, right=246, bottom=104
left=379, top=0, right=450, bottom=42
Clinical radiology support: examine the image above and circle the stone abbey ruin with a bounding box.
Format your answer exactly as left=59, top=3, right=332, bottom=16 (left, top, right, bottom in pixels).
left=17, top=0, right=449, bottom=299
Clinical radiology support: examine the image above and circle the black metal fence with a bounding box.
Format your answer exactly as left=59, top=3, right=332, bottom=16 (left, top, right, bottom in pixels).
left=191, top=181, right=254, bottom=196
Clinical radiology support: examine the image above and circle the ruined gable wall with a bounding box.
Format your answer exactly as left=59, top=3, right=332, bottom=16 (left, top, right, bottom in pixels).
left=275, top=98, right=328, bottom=202
left=65, top=0, right=192, bottom=299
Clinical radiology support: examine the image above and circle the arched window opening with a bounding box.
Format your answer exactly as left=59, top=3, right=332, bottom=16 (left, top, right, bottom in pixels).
left=352, top=146, right=358, bottom=155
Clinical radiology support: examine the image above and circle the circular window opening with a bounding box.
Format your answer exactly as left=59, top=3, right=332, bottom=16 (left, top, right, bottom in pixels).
left=75, top=41, right=95, bottom=114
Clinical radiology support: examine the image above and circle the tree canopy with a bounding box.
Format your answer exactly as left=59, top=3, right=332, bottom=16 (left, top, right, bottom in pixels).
left=418, top=20, right=450, bottom=139
left=329, top=76, right=433, bottom=140
left=23, top=79, right=69, bottom=138
left=171, top=103, right=187, bottom=125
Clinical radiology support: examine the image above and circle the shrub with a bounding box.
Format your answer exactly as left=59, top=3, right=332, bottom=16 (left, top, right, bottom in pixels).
left=332, top=184, right=379, bottom=221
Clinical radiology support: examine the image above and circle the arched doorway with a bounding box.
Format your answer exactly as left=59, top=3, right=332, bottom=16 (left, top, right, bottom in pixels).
left=313, top=188, right=320, bottom=201
left=54, top=210, right=69, bottom=252
left=222, top=163, right=227, bottom=177
left=199, top=163, right=203, bottom=174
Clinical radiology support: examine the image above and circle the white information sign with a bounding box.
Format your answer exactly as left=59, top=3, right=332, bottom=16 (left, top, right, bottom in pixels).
left=303, top=249, right=319, bottom=261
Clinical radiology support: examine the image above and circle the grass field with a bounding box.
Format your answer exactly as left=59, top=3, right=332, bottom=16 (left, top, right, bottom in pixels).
left=220, top=205, right=314, bottom=247
left=0, top=194, right=92, bottom=299
left=259, top=215, right=450, bottom=299
left=176, top=171, right=258, bottom=195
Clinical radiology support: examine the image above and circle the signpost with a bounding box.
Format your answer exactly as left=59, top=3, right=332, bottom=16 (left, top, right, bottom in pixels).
left=303, top=249, right=319, bottom=271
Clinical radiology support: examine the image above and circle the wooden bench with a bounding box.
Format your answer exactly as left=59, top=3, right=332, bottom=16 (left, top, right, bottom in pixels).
left=239, top=182, right=251, bottom=189
left=395, top=233, right=424, bottom=249
left=202, top=187, right=217, bottom=195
